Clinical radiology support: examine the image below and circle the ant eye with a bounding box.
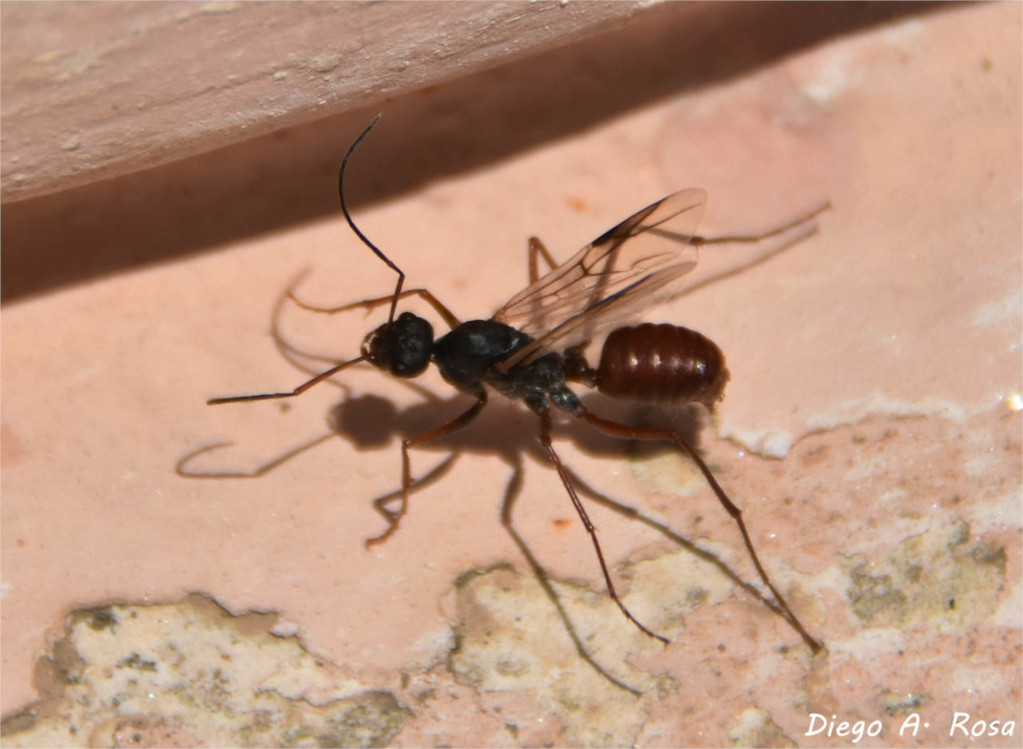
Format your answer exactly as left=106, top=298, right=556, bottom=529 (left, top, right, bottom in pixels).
left=362, top=312, right=433, bottom=378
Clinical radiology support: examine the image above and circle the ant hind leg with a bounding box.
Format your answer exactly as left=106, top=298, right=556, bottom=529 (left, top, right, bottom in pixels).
left=579, top=407, right=823, bottom=654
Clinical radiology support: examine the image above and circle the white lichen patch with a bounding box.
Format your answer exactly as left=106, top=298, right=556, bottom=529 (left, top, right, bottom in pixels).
left=730, top=706, right=797, bottom=748
left=805, top=394, right=968, bottom=432
left=1, top=594, right=410, bottom=748
left=720, top=427, right=795, bottom=459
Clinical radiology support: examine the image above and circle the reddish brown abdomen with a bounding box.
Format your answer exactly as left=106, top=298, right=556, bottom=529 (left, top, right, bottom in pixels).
left=595, top=323, right=730, bottom=408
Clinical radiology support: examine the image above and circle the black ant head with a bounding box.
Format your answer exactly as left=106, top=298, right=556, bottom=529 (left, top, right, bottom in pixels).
left=361, top=311, right=434, bottom=378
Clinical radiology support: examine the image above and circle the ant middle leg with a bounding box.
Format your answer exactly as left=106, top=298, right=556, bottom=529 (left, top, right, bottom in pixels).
left=522, top=237, right=563, bottom=334
left=578, top=407, right=822, bottom=654
left=527, top=236, right=560, bottom=283
left=365, top=392, right=488, bottom=548
left=498, top=449, right=645, bottom=695
left=537, top=408, right=669, bottom=645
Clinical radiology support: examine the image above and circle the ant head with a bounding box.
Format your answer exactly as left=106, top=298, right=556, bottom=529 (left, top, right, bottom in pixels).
left=361, top=311, right=433, bottom=378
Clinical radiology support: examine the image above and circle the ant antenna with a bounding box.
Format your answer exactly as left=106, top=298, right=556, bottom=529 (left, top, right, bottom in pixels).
left=339, top=113, right=404, bottom=323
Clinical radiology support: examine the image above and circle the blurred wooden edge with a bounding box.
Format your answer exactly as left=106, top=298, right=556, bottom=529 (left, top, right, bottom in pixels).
left=1, top=1, right=680, bottom=204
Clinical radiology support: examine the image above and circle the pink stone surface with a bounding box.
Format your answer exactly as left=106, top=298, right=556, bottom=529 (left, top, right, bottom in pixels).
left=3, top=4, right=1020, bottom=746
left=1, top=1, right=652, bottom=201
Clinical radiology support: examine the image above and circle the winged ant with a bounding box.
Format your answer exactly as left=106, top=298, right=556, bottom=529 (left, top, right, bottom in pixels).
left=194, top=114, right=828, bottom=655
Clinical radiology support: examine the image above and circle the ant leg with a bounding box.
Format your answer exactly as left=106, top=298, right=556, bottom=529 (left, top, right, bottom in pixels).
left=207, top=356, right=365, bottom=405
left=538, top=409, right=669, bottom=645
left=499, top=450, right=643, bottom=695
left=523, top=237, right=562, bottom=334
left=527, top=236, right=560, bottom=283
left=579, top=408, right=822, bottom=654
left=561, top=463, right=792, bottom=619
left=290, top=288, right=461, bottom=330
left=365, top=393, right=487, bottom=548
left=674, top=220, right=827, bottom=305
left=692, top=201, right=831, bottom=247
left=369, top=451, right=460, bottom=532
left=176, top=432, right=336, bottom=478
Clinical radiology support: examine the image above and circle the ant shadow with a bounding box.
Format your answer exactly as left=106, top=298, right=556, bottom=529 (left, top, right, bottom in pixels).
left=179, top=386, right=801, bottom=696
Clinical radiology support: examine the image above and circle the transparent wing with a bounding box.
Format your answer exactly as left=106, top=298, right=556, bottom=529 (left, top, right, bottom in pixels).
left=492, top=188, right=706, bottom=370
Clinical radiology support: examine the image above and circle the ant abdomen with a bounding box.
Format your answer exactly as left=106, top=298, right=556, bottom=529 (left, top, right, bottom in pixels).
left=594, top=323, right=730, bottom=408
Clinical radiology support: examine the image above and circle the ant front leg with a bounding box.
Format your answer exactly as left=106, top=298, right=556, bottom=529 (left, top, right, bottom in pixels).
left=290, top=287, right=461, bottom=331
left=578, top=407, right=823, bottom=654
left=207, top=356, right=366, bottom=405
left=208, top=287, right=461, bottom=406
left=365, top=392, right=487, bottom=548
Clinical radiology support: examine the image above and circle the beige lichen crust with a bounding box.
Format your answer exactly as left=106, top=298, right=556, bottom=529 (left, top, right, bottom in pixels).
left=730, top=707, right=798, bottom=748
left=846, top=520, right=1006, bottom=632
left=446, top=555, right=741, bottom=746
left=1, top=594, right=410, bottom=748
left=448, top=564, right=651, bottom=746
left=1, top=415, right=1016, bottom=747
